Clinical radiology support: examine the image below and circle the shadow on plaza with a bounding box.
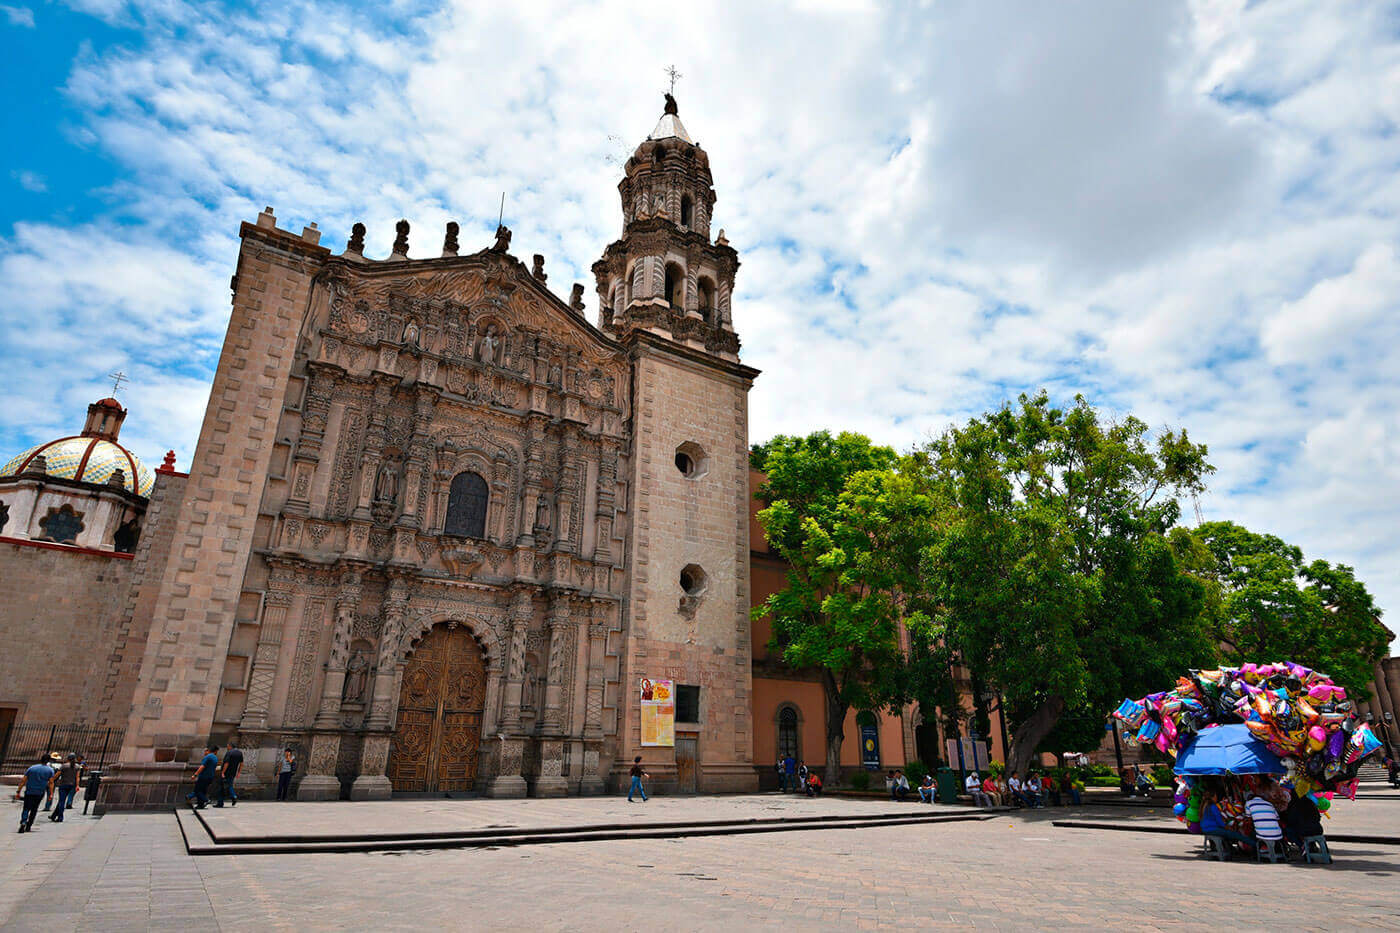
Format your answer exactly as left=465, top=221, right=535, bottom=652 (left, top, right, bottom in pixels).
left=1147, top=851, right=1400, bottom=875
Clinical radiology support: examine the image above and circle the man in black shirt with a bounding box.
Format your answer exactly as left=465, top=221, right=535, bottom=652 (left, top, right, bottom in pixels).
left=215, top=741, right=244, bottom=808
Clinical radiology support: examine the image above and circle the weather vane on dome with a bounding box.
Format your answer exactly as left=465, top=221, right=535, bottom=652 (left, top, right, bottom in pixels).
left=108, top=371, right=128, bottom=398
left=665, top=65, right=682, bottom=97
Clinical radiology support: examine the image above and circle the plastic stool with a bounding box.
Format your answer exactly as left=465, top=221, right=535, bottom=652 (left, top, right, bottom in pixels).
left=1202, top=835, right=1230, bottom=861
left=1256, top=838, right=1285, bottom=863
left=1302, top=835, right=1332, bottom=865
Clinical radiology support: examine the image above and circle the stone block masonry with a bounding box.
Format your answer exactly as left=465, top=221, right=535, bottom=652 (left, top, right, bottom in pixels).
left=103, top=210, right=329, bottom=810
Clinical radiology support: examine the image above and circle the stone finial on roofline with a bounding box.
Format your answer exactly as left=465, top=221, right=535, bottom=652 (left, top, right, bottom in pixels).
left=391, top=219, right=410, bottom=259
left=443, top=221, right=460, bottom=257
left=345, top=222, right=366, bottom=257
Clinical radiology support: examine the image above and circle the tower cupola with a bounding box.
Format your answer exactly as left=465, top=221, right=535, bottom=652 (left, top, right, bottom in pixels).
left=593, top=95, right=740, bottom=361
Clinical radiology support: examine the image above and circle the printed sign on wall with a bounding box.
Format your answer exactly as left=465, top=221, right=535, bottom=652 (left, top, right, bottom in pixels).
left=640, top=678, right=675, bottom=747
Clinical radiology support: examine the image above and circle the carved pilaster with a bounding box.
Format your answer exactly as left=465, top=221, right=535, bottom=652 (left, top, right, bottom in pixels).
left=365, top=574, right=411, bottom=730
left=239, top=561, right=298, bottom=731
left=499, top=591, right=532, bottom=731
left=584, top=610, right=607, bottom=740
left=313, top=567, right=362, bottom=728
left=541, top=593, right=571, bottom=734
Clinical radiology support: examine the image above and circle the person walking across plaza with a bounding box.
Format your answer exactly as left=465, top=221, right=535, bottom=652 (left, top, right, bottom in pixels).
left=215, top=740, right=243, bottom=808
left=627, top=756, right=649, bottom=802
left=48, top=754, right=80, bottom=822
left=276, top=747, right=297, bottom=800
left=187, top=745, right=220, bottom=809
left=17, top=756, right=55, bottom=833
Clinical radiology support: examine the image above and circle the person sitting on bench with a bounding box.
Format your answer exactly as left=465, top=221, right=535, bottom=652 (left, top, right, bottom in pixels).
left=1281, top=791, right=1323, bottom=848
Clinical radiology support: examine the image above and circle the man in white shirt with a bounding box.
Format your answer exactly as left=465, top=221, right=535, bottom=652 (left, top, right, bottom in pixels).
left=1246, top=779, right=1283, bottom=846
left=1007, top=772, right=1023, bottom=807
left=966, top=771, right=990, bottom=807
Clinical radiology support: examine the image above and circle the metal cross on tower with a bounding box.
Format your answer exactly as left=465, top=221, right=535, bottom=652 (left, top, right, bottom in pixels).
left=107, top=370, right=128, bottom=397
left=665, top=65, right=682, bottom=96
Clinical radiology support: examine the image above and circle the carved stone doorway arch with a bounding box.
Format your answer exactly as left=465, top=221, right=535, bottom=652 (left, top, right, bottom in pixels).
left=387, top=623, right=487, bottom=792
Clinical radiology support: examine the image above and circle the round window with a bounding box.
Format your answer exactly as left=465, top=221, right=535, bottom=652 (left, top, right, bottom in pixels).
left=674, top=441, right=706, bottom=478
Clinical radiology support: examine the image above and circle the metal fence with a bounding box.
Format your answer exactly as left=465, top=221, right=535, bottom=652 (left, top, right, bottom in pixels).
left=0, top=723, right=124, bottom=773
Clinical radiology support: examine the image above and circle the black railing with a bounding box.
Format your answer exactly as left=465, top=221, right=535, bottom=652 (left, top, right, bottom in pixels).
left=0, top=723, right=123, bottom=773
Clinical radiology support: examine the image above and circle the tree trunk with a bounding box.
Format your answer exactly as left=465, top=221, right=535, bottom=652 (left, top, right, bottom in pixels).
left=821, top=671, right=848, bottom=786
left=1006, top=694, right=1066, bottom=776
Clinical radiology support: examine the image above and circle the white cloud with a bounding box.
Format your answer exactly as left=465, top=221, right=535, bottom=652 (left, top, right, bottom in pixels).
left=1, top=5, right=34, bottom=27
left=3, top=0, right=1400, bottom=634
left=11, top=170, right=45, bottom=191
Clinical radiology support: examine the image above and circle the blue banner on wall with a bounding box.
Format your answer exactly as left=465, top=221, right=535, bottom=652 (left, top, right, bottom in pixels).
left=860, top=724, right=880, bottom=770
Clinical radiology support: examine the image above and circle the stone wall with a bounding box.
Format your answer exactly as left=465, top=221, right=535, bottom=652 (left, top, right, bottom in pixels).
left=619, top=335, right=758, bottom=793
left=103, top=211, right=328, bottom=810
left=0, top=538, right=132, bottom=726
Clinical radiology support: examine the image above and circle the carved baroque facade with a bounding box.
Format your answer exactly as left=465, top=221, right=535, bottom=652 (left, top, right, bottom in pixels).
left=98, top=95, right=760, bottom=806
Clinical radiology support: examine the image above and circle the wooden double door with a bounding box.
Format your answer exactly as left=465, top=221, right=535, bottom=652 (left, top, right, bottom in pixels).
left=387, top=625, right=486, bottom=793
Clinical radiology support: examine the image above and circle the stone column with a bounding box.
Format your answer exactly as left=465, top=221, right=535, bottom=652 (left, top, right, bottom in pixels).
left=398, top=387, right=436, bottom=530
left=288, top=367, right=333, bottom=510
left=541, top=593, right=571, bottom=734
left=580, top=603, right=608, bottom=795
left=485, top=589, right=532, bottom=798
left=313, top=567, right=362, bottom=729
left=352, top=574, right=409, bottom=800
left=239, top=561, right=298, bottom=732
left=353, top=378, right=395, bottom=521
left=593, top=444, right=618, bottom=566
left=298, top=567, right=361, bottom=800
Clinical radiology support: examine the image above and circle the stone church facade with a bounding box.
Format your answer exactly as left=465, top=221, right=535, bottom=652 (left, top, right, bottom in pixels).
left=89, top=95, right=760, bottom=806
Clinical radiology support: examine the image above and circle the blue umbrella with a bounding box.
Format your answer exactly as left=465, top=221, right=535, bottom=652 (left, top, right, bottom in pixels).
left=1173, top=723, right=1285, bottom=776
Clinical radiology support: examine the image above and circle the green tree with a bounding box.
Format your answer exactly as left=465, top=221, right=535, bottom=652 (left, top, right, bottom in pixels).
left=924, top=391, right=1216, bottom=774
left=752, top=432, right=940, bottom=784
left=1191, top=521, right=1390, bottom=696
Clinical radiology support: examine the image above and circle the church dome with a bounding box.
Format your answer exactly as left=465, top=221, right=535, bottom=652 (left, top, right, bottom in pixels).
left=0, top=435, right=154, bottom=498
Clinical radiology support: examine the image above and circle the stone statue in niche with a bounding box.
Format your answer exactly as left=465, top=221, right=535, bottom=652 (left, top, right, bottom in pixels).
left=477, top=326, right=500, bottom=365
left=401, top=319, right=421, bottom=349
left=534, top=495, right=553, bottom=536
left=342, top=650, right=370, bottom=703
left=548, top=363, right=562, bottom=387
left=373, top=459, right=399, bottom=504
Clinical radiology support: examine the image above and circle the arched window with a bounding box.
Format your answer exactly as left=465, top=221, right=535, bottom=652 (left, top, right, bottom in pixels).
left=778, top=706, right=799, bottom=760
left=680, top=195, right=693, bottom=228
left=664, top=262, right=685, bottom=308
left=697, top=277, right=715, bottom=322
left=444, top=471, right=488, bottom=538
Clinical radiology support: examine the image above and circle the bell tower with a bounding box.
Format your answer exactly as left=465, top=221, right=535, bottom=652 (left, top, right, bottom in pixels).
left=595, top=95, right=758, bottom=793
left=594, top=94, right=740, bottom=360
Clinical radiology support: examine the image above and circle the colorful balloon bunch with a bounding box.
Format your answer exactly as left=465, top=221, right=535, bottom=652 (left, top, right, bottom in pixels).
left=1112, top=662, right=1384, bottom=799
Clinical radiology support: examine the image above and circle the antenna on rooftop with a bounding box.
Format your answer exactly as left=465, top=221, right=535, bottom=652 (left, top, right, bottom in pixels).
left=107, top=370, right=128, bottom=398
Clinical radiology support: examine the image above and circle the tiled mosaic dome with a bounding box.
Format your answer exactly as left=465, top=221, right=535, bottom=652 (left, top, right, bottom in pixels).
left=0, top=435, right=154, bottom=497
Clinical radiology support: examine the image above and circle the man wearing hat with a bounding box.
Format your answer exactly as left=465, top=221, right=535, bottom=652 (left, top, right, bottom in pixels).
left=48, top=754, right=81, bottom=822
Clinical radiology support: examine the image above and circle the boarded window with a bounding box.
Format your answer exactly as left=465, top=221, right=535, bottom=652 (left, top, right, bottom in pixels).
left=444, top=471, right=488, bottom=538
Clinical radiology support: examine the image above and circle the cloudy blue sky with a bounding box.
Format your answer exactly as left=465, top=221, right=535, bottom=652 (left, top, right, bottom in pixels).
left=2, top=0, right=1397, bottom=629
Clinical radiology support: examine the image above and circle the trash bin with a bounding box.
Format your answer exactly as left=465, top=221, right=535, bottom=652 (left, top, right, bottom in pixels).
left=936, top=767, right=960, bottom=804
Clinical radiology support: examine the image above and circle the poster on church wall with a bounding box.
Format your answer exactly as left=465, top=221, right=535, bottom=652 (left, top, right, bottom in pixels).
left=640, top=678, right=675, bottom=747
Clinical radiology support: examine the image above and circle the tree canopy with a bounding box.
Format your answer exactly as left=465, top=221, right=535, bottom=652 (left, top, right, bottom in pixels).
left=1190, top=521, right=1390, bottom=696
left=922, top=391, right=1217, bottom=773
left=752, top=431, right=941, bottom=783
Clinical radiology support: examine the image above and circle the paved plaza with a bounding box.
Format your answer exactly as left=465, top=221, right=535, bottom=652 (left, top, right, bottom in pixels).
left=4, top=793, right=1400, bottom=930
